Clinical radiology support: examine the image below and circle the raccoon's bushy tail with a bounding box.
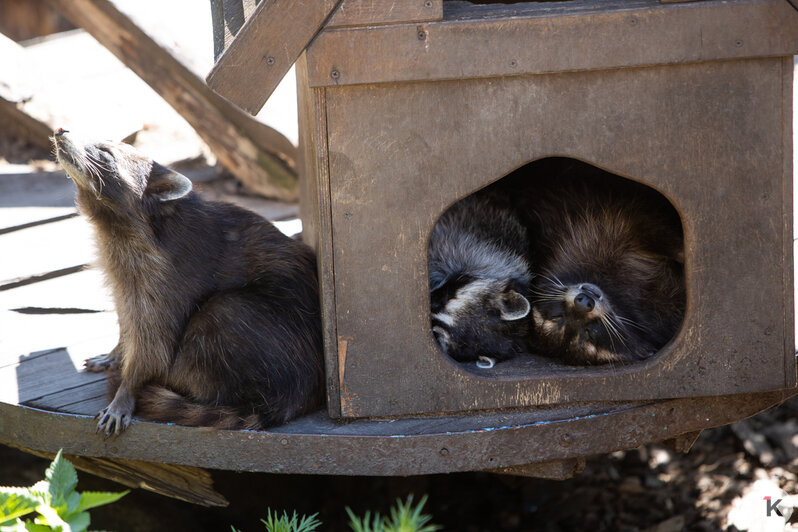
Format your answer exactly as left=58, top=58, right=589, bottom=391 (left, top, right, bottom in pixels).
left=134, top=385, right=263, bottom=430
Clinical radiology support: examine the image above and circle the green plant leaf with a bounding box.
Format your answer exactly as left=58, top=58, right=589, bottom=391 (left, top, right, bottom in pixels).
left=74, top=492, right=128, bottom=514
left=22, top=521, right=52, bottom=532
left=64, top=510, right=90, bottom=532
left=346, top=508, right=382, bottom=532
left=0, top=490, right=39, bottom=526
left=44, top=451, right=78, bottom=511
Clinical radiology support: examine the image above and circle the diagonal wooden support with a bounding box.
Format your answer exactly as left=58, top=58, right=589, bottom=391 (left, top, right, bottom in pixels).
left=207, top=0, right=344, bottom=115
left=48, top=0, right=300, bottom=201
left=12, top=444, right=229, bottom=507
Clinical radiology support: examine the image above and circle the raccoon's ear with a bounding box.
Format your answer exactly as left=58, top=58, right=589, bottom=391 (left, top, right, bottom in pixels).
left=146, top=167, right=193, bottom=202
left=498, top=290, right=530, bottom=321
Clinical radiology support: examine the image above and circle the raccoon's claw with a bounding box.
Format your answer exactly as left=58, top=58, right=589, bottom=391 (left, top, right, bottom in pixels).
left=476, top=356, right=496, bottom=369
left=95, top=406, right=132, bottom=437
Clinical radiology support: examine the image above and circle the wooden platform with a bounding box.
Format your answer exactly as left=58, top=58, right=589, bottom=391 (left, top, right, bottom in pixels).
left=0, top=167, right=794, bottom=482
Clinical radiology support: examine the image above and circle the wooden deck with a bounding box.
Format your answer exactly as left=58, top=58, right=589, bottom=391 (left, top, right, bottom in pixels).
left=0, top=164, right=794, bottom=485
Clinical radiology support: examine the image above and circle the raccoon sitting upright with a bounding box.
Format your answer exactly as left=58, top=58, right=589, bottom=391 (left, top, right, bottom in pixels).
left=53, top=129, right=324, bottom=435
left=522, top=162, right=686, bottom=365
left=428, top=193, right=532, bottom=368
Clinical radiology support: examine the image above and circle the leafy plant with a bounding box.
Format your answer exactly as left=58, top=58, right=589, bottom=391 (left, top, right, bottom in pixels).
left=231, top=509, right=321, bottom=532
left=236, top=494, right=441, bottom=532
left=347, top=495, right=441, bottom=532
left=0, top=449, right=128, bottom=532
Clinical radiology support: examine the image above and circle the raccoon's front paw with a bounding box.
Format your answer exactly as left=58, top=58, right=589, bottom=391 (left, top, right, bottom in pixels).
left=96, top=390, right=135, bottom=436
left=85, top=352, right=119, bottom=373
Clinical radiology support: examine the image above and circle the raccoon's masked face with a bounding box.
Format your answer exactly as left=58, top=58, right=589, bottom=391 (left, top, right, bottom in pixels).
left=430, top=277, right=530, bottom=364
left=52, top=129, right=192, bottom=218
left=529, top=270, right=681, bottom=365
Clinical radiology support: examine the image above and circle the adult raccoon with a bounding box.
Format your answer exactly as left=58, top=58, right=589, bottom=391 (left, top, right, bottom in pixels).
left=521, top=161, right=686, bottom=365
left=53, top=129, right=324, bottom=435
left=428, top=193, right=532, bottom=368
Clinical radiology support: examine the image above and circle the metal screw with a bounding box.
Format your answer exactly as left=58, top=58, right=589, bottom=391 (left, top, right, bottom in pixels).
left=439, top=448, right=449, bottom=457
left=417, top=26, right=426, bottom=41
left=265, top=56, right=275, bottom=66
left=424, top=0, right=433, bottom=7
left=735, top=39, right=743, bottom=47
left=280, top=438, right=288, bottom=446
left=509, top=59, right=517, bottom=68
left=630, top=17, right=638, bottom=25
left=559, top=433, right=573, bottom=447
left=331, top=69, right=340, bottom=80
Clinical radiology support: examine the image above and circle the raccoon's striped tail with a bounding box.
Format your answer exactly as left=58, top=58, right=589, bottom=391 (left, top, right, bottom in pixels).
left=134, top=385, right=263, bottom=430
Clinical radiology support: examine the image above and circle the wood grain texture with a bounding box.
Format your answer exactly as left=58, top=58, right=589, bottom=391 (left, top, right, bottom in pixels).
left=11, top=445, right=228, bottom=507
left=210, top=0, right=442, bottom=61
left=318, top=58, right=794, bottom=417
left=305, top=0, right=798, bottom=87
left=207, top=0, right=344, bottom=115
left=48, top=0, right=299, bottom=200
left=0, top=391, right=793, bottom=475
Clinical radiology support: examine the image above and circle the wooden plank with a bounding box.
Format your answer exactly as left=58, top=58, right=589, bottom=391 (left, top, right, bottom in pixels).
left=0, top=310, right=119, bottom=371
left=327, top=0, right=442, bottom=28
left=5, top=348, right=107, bottom=404
left=0, top=269, right=113, bottom=314
left=0, top=391, right=791, bottom=475
left=305, top=0, right=798, bottom=87
left=210, top=0, right=442, bottom=60
left=206, top=0, right=344, bottom=115
left=296, top=55, right=341, bottom=416
left=0, top=216, right=96, bottom=288
left=12, top=446, right=228, bottom=507
left=27, top=378, right=108, bottom=416
left=50, top=0, right=300, bottom=201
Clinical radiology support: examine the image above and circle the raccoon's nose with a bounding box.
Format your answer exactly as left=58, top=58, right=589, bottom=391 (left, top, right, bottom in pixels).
left=574, top=292, right=596, bottom=314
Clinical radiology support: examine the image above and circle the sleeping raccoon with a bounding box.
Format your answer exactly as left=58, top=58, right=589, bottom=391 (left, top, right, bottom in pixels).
left=53, top=129, right=324, bottom=435
left=428, top=193, right=532, bottom=368
left=520, top=162, right=686, bottom=365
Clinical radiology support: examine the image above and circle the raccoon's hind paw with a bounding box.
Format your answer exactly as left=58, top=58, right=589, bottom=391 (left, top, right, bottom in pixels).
left=476, top=356, right=496, bottom=369
left=84, top=352, right=119, bottom=373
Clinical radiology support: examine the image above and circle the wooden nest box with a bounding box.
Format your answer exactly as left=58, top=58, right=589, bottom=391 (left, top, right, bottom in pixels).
left=209, top=0, right=798, bottom=468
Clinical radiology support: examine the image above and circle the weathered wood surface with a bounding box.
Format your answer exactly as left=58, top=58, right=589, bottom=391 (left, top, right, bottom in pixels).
left=209, top=0, right=442, bottom=61
left=207, top=0, right=344, bottom=115
left=316, top=58, right=795, bottom=418
left=0, top=158, right=795, bottom=480
left=48, top=0, right=299, bottom=201
left=305, top=0, right=798, bottom=87
left=0, top=391, right=793, bottom=476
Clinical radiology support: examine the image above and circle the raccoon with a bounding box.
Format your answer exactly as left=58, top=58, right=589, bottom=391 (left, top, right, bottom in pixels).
left=428, top=193, right=532, bottom=368
left=520, top=161, right=686, bottom=365
left=53, top=129, right=324, bottom=435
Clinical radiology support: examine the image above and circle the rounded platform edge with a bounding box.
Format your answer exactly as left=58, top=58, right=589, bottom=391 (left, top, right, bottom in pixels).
left=0, top=390, right=793, bottom=476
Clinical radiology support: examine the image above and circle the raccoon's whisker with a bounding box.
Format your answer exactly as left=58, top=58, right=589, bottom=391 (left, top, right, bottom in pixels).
left=615, top=315, right=648, bottom=332
left=601, top=315, right=628, bottom=351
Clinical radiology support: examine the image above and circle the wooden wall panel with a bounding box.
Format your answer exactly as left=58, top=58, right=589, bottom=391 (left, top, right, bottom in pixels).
left=319, top=58, right=794, bottom=418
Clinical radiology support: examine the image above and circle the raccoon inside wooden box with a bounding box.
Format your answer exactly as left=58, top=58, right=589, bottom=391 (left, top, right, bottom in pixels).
left=428, top=157, right=686, bottom=371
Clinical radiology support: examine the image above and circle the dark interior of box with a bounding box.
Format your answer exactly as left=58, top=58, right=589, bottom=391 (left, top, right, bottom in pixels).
left=429, top=157, right=686, bottom=378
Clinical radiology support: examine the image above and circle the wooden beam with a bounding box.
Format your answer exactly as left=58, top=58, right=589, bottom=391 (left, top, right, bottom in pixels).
left=206, top=0, right=344, bottom=115
left=48, top=0, right=300, bottom=201
left=11, top=445, right=228, bottom=507
left=304, top=0, right=798, bottom=88
left=210, top=0, right=442, bottom=59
